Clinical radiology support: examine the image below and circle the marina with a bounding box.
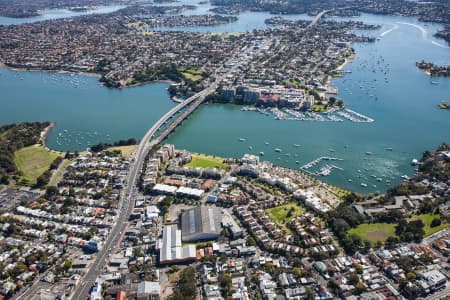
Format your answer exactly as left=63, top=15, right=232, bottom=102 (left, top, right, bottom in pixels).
left=0, top=12, right=449, bottom=193
left=240, top=106, right=374, bottom=123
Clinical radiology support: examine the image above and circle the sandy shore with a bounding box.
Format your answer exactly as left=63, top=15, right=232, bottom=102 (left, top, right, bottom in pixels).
left=39, top=122, right=54, bottom=147
left=39, top=122, right=65, bottom=155
left=324, top=54, right=355, bottom=90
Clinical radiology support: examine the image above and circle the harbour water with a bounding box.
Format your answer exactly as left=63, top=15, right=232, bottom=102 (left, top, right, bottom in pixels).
left=166, top=14, right=450, bottom=193
left=0, top=7, right=449, bottom=193
left=0, top=5, right=125, bottom=26
left=0, top=69, right=175, bottom=150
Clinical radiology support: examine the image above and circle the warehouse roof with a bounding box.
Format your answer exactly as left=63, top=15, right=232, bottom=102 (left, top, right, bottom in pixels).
left=181, top=206, right=222, bottom=242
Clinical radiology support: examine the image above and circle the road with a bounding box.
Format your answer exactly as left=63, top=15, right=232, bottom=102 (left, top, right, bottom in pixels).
left=69, top=18, right=300, bottom=298
left=424, top=285, right=450, bottom=300
left=70, top=71, right=227, bottom=299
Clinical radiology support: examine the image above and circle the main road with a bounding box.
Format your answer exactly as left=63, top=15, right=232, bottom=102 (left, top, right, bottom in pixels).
left=71, top=10, right=329, bottom=298
left=70, top=81, right=219, bottom=300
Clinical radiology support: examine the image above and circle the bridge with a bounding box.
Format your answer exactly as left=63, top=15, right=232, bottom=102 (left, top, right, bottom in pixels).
left=307, top=10, right=330, bottom=28
left=70, top=82, right=217, bottom=300
left=70, top=8, right=331, bottom=299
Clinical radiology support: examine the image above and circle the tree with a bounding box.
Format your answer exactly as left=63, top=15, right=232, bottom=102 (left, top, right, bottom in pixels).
left=0, top=174, right=9, bottom=185
left=385, top=236, right=399, bottom=246
left=247, top=236, right=256, bottom=246
left=169, top=267, right=197, bottom=300
left=406, top=272, right=416, bottom=281
left=45, top=186, right=59, bottom=199
left=354, top=281, right=366, bottom=295
left=219, top=272, right=232, bottom=298
left=348, top=273, right=360, bottom=285
left=431, top=218, right=441, bottom=228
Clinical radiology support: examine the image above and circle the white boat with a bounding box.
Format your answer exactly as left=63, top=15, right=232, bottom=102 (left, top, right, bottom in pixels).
left=365, top=152, right=373, bottom=155
left=431, top=81, right=438, bottom=85
left=274, top=148, right=282, bottom=153
left=239, top=138, right=246, bottom=142
left=386, top=147, right=393, bottom=151
left=249, top=146, right=253, bottom=150
left=265, top=142, right=269, bottom=145
left=259, top=152, right=265, bottom=156
left=361, top=183, right=368, bottom=187
left=348, top=179, right=353, bottom=182
left=293, top=144, right=300, bottom=147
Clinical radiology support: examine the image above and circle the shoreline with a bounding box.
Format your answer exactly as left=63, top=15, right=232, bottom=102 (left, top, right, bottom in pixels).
left=39, top=122, right=54, bottom=147
left=0, top=62, right=177, bottom=88
left=39, top=122, right=65, bottom=155
left=0, top=61, right=101, bottom=79
left=323, top=52, right=355, bottom=98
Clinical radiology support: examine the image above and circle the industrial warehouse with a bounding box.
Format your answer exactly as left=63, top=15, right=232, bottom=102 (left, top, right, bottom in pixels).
left=157, top=225, right=196, bottom=265
left=181, top=206, right=222, bottom=242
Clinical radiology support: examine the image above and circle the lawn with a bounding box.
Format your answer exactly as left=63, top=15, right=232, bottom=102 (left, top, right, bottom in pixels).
left=266, top=203, right=304, bottom=233
left=348, top=223, right=396, bottom=243
left=312, top=104, right=326, bottom=112
left=14, top=145, right=62, bottom=184
left=185, top=68, right=204, bottom=75
left=181, top=72, right=203, bottom=82
left=348, top=213, right=450, bottom=243
left=185, top=153, right=226, bottom=169
left=179, top=67, right=204, bottom=82
left=109, top=145, right=136, bottom=158
left=410, top=213, right=449, bottom=236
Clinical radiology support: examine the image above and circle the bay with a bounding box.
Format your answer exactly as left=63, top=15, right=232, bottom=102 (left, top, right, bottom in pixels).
left=0, top=6, right=448, bottom=193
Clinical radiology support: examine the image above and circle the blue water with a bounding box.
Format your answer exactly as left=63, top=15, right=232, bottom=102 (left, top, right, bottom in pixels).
left=166, top=14, right=450, bottom=193
left=0, top=70, right=175, bottom=150
left=0, top=6, right=448, bottom=193
left=0, top=5, right=125, bottom=26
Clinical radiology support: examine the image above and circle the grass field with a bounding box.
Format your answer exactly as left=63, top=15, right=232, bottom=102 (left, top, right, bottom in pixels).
left=181, top=72, right=203, bottom=82
left=348, top=223, right=396, bottom=243
left=185, top=68, right=204, bottom=75
left=109, top=145, right=136, bottom=158
left=179, top=67, right=204, bottom=82
left=347, top=213, right=449, bottom=243
left=266, top=203, right=304, bottom=233
left=411, top=213, right=449, bottom=236
left=185, top=153, right=226, bottom=169
left=312, top=104, right=326, bottom=112
left=14, top=145, right=61, bottom=184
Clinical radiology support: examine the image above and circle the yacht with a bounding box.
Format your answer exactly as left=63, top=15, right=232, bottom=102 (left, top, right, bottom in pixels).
left=361, top=183, right=368, bottom=187
left=274, top=148, right=282, bottom=153
left=259, top=152, right=264, bottom=156
left=239, top=138, right=246, bottom=142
